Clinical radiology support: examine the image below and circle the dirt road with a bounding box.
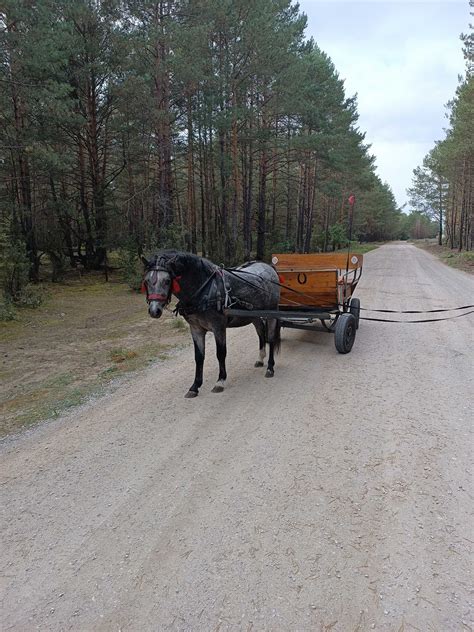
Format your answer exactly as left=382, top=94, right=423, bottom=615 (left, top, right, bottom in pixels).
left=1, top=244, right=473, bottom=631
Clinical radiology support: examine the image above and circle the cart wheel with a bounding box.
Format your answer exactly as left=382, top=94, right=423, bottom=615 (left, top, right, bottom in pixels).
left=334, top=313, right=356, bottom=354
left=349, top=297, right=361, bottom=329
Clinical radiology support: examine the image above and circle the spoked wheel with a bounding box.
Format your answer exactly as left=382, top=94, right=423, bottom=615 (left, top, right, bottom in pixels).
left=334, top=313, right=357, bottom=354
left=349, top=297, right=361, bottom=329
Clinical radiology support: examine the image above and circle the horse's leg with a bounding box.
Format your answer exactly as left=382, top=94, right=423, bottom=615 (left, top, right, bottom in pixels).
left=253, top=319, right=266, bottom=367
left=211, top=325, right=227, bottom=393
left=185, top=326, right=206, bottom=398
left=265, top=318, right=281, bottom=378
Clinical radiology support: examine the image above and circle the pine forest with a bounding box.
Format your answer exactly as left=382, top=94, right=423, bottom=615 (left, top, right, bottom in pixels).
left=408, top=11, right=473, bottom=253
left=1, top=0, right=471, bottom=294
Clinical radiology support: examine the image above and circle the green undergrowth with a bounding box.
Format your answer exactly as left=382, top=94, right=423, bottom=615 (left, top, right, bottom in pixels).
left=439, top=250, right=474, bottom=271
left=345, top=243, right=381, bottom=254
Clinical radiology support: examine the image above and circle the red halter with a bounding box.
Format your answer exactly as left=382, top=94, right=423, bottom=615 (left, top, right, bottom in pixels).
left=142, top=273, right=182, bottom=303
left=147, top=293, right=169, bottom=302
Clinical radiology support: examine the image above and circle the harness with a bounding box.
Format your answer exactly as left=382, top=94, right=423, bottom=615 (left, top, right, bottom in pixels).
left=174, top=267, right=240, bottom=316
left=144, top=257, right=259, bottom=317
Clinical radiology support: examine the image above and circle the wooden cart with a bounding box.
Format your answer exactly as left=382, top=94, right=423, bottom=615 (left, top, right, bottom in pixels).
left=272, top=252, right=362, bottom=353
left=226, top=252, right=363, bottom=353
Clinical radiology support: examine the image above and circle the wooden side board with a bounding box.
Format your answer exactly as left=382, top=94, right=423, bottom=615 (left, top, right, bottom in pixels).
left=272, top=252, right=363, bottom=308
left=278, top=269, right=339, bottom=307
left=272, top=252, right=363, bottom=271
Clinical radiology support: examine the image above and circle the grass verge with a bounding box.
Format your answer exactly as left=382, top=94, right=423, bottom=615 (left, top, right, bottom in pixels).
left=414, top=241, right=474, bottom=274
left=346, top=243, right=381, bottom=255
left=0, top=274, right=188, bottom=438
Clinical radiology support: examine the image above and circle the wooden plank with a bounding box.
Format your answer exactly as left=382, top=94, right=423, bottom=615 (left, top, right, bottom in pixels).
left=272, top=252, right=363, bottom=271
left=280, top=292, right=338, bottom=307
left=279, top=269, right=338, bottom=307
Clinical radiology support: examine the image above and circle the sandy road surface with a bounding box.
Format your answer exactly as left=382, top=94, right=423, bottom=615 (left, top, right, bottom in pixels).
left=1, top=244, right=473, bottom=631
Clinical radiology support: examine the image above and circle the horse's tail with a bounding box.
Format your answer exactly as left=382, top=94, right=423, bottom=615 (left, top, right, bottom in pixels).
left=265, top=318, right=281, bottom=354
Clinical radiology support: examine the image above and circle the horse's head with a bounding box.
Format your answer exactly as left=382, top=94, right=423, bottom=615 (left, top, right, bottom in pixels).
left=141, top=255, right=173, bottom=319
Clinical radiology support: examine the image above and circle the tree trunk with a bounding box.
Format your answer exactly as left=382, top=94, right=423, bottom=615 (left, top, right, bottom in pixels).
left=153, top=0, right=174, bottom=240
left=304, top=160, right=316, bottom=252
left=438, top=177, right=443, bottom=246
left=230, top=85, right=239, bottom=261
left=242, top=92, right=254, bottom=259
left=197, top=110, right=207, bottom=256
left=186, top=93, right=197, bottom=252
left=285, top=119, right=292, bottom=243
left=77, top=137, right=94, bottom=267
left=8, top=23, right=39, bottom=281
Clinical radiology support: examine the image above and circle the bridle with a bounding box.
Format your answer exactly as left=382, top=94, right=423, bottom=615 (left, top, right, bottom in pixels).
left=142, top=265, right=172, bottom=304
left=143, top=264, right=182, bottom=305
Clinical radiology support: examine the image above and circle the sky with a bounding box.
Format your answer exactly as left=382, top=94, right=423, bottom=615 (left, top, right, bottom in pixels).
left=298, top=0, right=470, bottom=209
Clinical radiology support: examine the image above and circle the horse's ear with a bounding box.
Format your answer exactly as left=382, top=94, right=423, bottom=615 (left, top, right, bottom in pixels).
left=140, top=255, right=149, bottom=268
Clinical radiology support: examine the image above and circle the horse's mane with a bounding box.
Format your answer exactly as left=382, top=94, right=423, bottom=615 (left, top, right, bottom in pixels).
left=149, top=250, right=216, bottom=276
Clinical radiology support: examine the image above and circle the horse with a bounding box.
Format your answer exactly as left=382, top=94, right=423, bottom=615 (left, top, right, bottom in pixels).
left=141, top=250, right=281, bottom=398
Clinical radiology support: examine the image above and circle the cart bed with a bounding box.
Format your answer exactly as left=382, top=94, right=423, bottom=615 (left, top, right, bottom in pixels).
left=272, top=252, right=363, bottom=310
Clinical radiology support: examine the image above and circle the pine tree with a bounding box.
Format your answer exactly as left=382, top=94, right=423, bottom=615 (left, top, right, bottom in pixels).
left=407, top=147, right=449, bottom=245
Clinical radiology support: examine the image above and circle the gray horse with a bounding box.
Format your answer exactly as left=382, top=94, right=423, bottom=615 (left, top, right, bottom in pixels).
left=142, top=250, right=281, bottom=398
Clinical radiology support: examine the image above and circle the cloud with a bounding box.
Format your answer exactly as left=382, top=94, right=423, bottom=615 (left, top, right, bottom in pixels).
left=299, top=0, right=468, bottom=206
left=337, top=39, right=459, bottom=141
left=370, top=139, right=434, bottom=204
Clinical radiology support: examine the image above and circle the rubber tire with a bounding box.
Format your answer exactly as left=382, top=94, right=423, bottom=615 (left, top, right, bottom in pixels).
left=334, top=313, right=356, bottom=354
left=349, top=297, right=361, bottom=329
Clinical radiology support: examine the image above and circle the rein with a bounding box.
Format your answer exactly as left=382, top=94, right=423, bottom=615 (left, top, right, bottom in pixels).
left=144, top=255, right=474, bottom=324
left=224, top=267, right=474, bottom=322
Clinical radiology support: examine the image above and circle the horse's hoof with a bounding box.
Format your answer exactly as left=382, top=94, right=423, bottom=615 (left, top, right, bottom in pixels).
left=265, top=370, right=274, bottom=378
left=185, top=390, right=198, bottom=398
left=211, top=385, right=224, bottom=393
left=254, top=361, right=264, bottom=367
